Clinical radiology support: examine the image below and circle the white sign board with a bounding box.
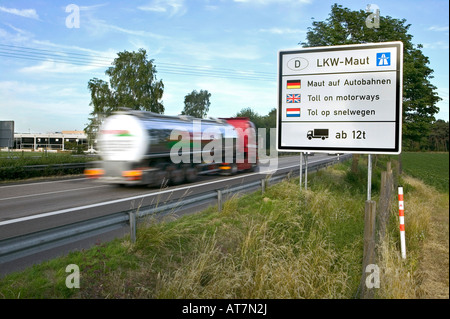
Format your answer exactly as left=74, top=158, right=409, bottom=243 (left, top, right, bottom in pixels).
left=277, top=42, right=403, bottom=154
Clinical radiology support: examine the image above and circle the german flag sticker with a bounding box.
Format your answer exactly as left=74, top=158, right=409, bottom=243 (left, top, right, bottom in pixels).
left=286, top=80, right=301, bottom=89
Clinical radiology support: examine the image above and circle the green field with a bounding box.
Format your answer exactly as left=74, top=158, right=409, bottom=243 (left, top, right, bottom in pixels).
left=401, top=152, right=449, bottom=193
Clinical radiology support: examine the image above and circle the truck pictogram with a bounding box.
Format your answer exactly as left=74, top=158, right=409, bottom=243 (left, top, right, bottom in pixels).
left=307, top=129, right=329, bottom=140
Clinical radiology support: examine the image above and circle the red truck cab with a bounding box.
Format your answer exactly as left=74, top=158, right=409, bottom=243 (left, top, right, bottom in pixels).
left=219, top=117, right=258, bottom=174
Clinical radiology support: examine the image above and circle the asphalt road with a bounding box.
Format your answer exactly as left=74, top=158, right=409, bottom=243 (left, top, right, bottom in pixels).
left=0, top=153, right=343, bottom=274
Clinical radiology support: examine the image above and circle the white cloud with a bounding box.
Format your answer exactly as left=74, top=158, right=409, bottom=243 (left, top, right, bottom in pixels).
left=0, top=26, right=33, bottom=44
left=162, top=76, right=276, bottom=117
left=0, top=6, right=39, bottom=19
left=422, top=41, right=449, bottom=50
left=0, top=80, right=91, bottom=132
left=171, top=39, right=263, bottom=62
left=138, top=0, right=187, bottom=17
left=259, top=27, right=306, bottom=35
left=428, top=25, right=449, bottom=32
left=18, top=60, right=104, bottom=74
left=82, top=16, right=166, bottom=39
left=234, top=0, right=311, bottom=5
left=31, top=40, right=117, bottom=59
left=0, top=81, right=41, bottom=96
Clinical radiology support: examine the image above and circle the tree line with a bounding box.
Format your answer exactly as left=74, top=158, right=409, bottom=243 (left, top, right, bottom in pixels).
left=84, top=4, right=447, bottom=152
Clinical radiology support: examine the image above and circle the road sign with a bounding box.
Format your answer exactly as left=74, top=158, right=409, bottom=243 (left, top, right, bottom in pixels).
left=277, top=42, right=403, bottom=154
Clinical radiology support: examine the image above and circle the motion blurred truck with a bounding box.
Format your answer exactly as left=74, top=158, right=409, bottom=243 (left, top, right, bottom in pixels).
left=84, top=110, right=258, bottom=186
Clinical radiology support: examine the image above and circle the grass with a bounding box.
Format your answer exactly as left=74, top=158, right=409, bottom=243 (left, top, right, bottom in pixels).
left=0, top=153, right=447, bottom=299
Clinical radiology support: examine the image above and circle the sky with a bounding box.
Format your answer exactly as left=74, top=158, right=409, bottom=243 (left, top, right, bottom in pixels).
left=0, top=0, right=448, bottom=134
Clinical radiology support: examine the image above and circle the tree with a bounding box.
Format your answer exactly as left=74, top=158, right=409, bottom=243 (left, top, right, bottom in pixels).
left=84, top=49, right=164, bottom=140
left=427, top=120, right=449, bottom=151
left=85, top=78, right=114, bottom=144
left=235, top=107, right=276, bottom=150
left=106, top=49, right=164, bottom=113
left=181, top=90, right=211, bottom=118
left=301, top=4, right=441, bottom=149
left=235, top=107, right=263, bottom=128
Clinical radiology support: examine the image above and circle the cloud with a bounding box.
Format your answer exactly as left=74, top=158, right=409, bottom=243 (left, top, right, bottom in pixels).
left=0, top=6, right=39, bottom=20
left=428, top=25, right=449, bottom=32
left=18, top=60, right=104, bottom=74
left=138, top=0, right=187, bottom=17
left=259, top=27, right=306, bottom=35
left=0, top=80, right=91, bottom=132
left=31, top=40, right=117, bottom=59
left=422, top=41, right=449, bottom=50
left=81, top=15, right=166, bottom=39
left=0, top=25, right=34, bottom=44
left=161, top=76, right=276, bottom=117
left=233, top=0, right=311, bottom=5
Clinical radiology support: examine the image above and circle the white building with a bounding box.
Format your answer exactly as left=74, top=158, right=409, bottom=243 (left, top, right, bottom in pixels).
left=13, top=131, right=89, bottom=151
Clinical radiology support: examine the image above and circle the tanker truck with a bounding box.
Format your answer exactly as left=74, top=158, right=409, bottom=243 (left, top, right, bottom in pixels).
left=84, top=110, right=258, bottom=186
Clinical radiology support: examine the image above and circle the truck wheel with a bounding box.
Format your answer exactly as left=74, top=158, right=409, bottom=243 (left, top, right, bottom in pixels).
left=165, top=165, right=181, bottom=185
left=185, top=166, right=198, bottom=183
left=230, top=163, right=238, bottom=175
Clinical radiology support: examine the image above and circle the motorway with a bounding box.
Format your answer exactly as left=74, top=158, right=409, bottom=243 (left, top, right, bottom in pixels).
left=0, top=153, right=343, bottom=274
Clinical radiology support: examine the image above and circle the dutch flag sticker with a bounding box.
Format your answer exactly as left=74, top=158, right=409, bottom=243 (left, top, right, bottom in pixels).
left=286, top=108, right=301, bottom=117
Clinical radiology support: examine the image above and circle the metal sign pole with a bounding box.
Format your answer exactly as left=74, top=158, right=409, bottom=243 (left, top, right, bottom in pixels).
left=367, top=154, right=372, bottom=201
left=299, top=152, right=303, bottom=192
left=305, top=153, right=308, bottom=190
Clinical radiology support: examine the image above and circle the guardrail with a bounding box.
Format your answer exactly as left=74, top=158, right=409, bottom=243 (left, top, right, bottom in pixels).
left=0, top=154, right=351, bottom=268
left=22, top=163, right=87, bottom=171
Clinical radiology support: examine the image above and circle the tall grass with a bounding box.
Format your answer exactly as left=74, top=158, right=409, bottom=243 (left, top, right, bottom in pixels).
left=152, top=189, right=358, bottom=298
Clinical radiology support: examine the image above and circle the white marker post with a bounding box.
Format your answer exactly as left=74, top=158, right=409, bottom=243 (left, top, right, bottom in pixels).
left=398, top=187, right=406, bottom=259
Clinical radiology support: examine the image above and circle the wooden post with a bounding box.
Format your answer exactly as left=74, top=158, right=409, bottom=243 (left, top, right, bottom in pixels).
left=377, top=162, right=394, bottom=243
left=361, top=200, right=377, bottom=299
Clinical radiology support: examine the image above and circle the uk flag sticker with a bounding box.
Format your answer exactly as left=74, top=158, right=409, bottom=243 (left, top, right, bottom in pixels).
left=376, top=52, right=391, bottom=66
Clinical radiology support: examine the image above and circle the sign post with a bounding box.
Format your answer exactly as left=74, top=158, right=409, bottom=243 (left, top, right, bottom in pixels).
left=277, top=42, right=403, bottom=155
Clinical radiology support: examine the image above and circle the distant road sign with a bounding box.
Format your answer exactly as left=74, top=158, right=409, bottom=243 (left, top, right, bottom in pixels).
left=277, top=42, right=403, bottom=154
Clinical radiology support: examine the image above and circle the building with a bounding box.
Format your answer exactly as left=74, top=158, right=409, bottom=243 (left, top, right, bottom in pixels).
left=13, top=131, right=89, bottom=151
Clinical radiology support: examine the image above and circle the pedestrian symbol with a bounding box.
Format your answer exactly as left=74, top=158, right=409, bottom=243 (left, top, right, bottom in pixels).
left=376, top=52, right=391, bottom=66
